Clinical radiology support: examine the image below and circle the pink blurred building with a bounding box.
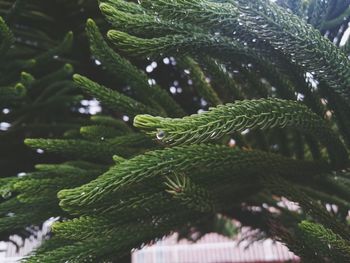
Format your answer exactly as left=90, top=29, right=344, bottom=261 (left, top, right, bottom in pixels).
left=132, top=233, right=300, bottom=263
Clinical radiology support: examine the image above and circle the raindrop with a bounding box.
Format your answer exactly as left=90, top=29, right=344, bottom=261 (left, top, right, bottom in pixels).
left=156, top=130, right=166, bottom=140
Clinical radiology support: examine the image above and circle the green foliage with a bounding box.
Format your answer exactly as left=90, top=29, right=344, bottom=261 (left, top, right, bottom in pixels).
left=178, top=56, right=222, bottom=106
left=73, top=74, right=158, bottom=117
left=86, top=18, right=185, bottom=117
left=0, top=16, right=13, bottom=55
left=135, top=98, right=347, bottom=168
left=165, top=174, right=216, bottom=212
left=122, top=0, right=350, bottom=104
left=299, top=221, right=350, bottom=262
left=1, top=0, right=350, bottom=262
left=57, top=143, right=326, bottom=218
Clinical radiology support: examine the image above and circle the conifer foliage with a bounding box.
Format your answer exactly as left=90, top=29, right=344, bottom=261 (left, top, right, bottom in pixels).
left=1, top=0, right=350, bottom=262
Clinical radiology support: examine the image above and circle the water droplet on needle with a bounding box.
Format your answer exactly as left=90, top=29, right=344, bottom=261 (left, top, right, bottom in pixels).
left=156, top=130, right=166, bottom=140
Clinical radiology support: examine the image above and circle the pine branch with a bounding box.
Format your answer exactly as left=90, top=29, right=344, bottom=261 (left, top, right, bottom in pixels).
left=0, top=177, right=17, bottom=199
left=134, top=98, right=348, bottom=168
left=229, top=0, right=350, bottom=104
left=90, top=115, right=132, bottom=131
left=178, top=56, right=222, bottom=106
left=263, top=175, right=350, bottom=241
left=20, top=72, right=35, bottom=88
left=165, top=174, right=216, bottom=212
left=141, top=0, right=350, bottom=104
left=2, top=0, right=350, bottom=260
left=4, top=0, right=25, bottom=25
left=14, top=175, right=94, bottom=198
left=80, top=125, right=124, bottom=140
left=51, top=212, right=200, bottom=243
left=141, top=0, right=235, bottom=28
left=0, top=16, right=14, bottom=56
left=33, top=31, right=73, bottom=68
left=24, top=136, right=147, bottom=162
left=73, top=74, right=158, bottom=117
left=32, top=64, right=74, bottom=91
left=86, top=19, right=185, bottom=117
left=0, top=83, right=26, bottom=106
left=100, top=0, right=144, bottom=14
left=268, top=219, right=322, bottom=263
left=298, top=185, right=350, bottom=212
left=52, top=216, right=118, bottom=241
left=99, top=2, right=202, bottom=37
left=0, top=198, right=22, bottom=216
left=299, top=220, right=350, bottom=262
left=58, top=144, right=326, bottom=214
left=314, top=174, right=350, bottom=203
left=321, top=6, right=350, bottom=30
left=277, top=0, right=304, bottom=17
left=201, top=57, right=244, bottom=102
left=107, top=30, right=248, bottom=60
left=26, top=212, right=202, bottom=262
